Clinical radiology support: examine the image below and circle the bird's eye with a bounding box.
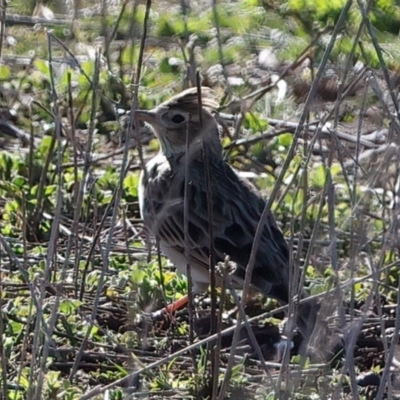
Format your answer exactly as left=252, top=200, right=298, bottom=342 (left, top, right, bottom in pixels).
left=171, top=114, right=186, bottom=124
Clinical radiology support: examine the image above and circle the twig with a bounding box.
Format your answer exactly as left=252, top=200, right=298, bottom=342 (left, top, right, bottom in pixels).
left=68, top=49, right=102, bottom=382
left=0, top=0, right=6, bottom=61
left=30, top=31, right=65, bottom=400
left=184, top=113, right=195, bottom=348
left=266, top=118, right=378, bottom=148
left=217, top=262, right=276, bottom=400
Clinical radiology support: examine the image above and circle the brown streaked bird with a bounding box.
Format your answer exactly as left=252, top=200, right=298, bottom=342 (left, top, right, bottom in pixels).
left=136, top=87, right=316, bottom=337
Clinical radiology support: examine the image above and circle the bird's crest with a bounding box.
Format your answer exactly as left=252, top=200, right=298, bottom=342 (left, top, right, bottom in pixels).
left=160, top=87, right=219, bottom=115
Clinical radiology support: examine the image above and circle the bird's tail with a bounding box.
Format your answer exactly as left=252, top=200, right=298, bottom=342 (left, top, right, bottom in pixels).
left=296, top=294, right=341, bottom=361
left=295, top=296, right=319, bottom=339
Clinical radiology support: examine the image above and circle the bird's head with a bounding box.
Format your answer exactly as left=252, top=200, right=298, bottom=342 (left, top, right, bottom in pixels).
left=135, top=87, right=221, bottom=158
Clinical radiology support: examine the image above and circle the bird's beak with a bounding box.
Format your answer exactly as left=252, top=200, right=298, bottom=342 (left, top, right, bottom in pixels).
left=135, top=109, right=157, bottom=124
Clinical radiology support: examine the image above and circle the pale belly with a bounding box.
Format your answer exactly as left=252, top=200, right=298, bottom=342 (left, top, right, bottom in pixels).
left=160, top=243, right=210, bottom=293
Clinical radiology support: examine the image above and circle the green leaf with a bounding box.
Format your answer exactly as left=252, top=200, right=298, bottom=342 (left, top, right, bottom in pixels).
left=123, top=173, right=139, bottom=197
left=0, top=152, right=14, bottom=180
left=12, top=176, right=27, bottom=189
left=45, top=371, right=62, bottom=389
left=159, top=58, right=173, bottom=73
left=38, top=135, right=55, bottom=156
left=10, top=320, right=24, bottom=335
left=278, top=133, right=293, bottom=147
left=18, top=369, right=30, bottom=389
left=60, top=299, right=83, bottom=315
left=377, top=0, right=395, bottom=9
left=120, top=45, right=138, bottom=66
left=57, top=67, right=73, bottom=91
left=34, top=59, right=50, bottom=76
left=45, top=185, right=57, bottom=197
left=0, top=65, right=11, bottom=79
left=310, top=164, right=326, bottom=189
left=331, top=163, right=342, bottom=177
left=243, top=113, right=267, bottom=132
left=310, top=282, right=327, bottom=296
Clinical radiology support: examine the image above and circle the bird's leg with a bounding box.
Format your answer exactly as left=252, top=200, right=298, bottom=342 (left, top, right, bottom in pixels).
left=165, top=294, right=190, bottom=312
left=151, top=294, right=189, bottom=319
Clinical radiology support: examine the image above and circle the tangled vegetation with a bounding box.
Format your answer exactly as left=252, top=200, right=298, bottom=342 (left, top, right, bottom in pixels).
left=1, top=0, right=400, bottom=399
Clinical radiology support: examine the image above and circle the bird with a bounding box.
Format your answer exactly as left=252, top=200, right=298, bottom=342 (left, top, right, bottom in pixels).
left=136, top=87, right=317, bottom=339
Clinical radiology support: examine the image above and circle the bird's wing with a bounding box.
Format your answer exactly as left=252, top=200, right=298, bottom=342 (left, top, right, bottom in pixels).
left=196, top=159, right=289, bottom=298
